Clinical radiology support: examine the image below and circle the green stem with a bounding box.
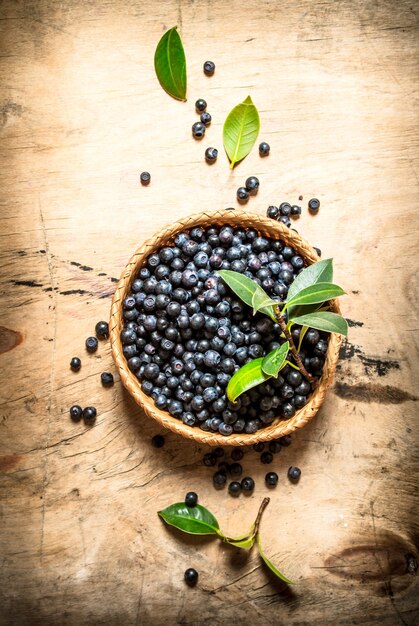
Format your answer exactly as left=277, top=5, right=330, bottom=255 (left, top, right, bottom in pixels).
left=274, top=305, right=316, bottom=385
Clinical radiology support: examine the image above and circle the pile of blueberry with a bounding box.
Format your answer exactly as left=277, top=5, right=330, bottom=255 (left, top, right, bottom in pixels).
left=120, top=224, right=329, bottom=437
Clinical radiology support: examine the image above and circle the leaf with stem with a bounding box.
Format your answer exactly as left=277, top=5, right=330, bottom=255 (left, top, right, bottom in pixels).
left=286, top=258, right=333, bottom=303
left=158, top=503, right=220, bottom=535
left=284, top=282, right=345, bottom=309
left=261, top=342, right=289, bottom=377
left=226, top=358, right=271, bottom=403
left=154, top=26, right=187, bottom=101
left=217, top=270, right=276, bottom=321
left=223, top=96, right=260, bottom=168
left=256, top=534, right=293, bottom=584
left=289, top=311, right=348, bottom=336
left=251, top=290, right=278, bottom=316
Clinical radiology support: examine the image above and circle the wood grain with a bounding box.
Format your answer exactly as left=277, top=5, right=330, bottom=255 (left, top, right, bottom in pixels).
left=0, top=0, right=418, bottom=624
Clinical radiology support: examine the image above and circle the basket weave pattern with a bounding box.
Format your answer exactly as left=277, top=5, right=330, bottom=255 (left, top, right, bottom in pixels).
left=110, top=209, right=342, bottom=446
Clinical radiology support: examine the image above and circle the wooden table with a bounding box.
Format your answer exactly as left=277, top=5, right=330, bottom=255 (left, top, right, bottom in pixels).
left=1, top=1, right=418, bottom=624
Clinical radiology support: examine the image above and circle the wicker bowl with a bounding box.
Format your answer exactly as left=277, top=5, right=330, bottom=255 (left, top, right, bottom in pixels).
left=110, top=209, right=342, bottom=446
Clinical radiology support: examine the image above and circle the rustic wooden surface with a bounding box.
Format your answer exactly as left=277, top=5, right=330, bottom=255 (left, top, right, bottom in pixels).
left=0, top=1, right=418, bottom=624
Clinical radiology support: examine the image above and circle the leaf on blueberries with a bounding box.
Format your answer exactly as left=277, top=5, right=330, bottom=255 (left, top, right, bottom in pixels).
left=227, top=358, right=271, bottom=403
left=261, top=341, right=289, bottom=377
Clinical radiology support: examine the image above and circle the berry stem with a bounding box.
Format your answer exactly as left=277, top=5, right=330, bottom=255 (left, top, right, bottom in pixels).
left=253, top=497, right=270, bottom=536
left=274, top=305, right=316, bottom=385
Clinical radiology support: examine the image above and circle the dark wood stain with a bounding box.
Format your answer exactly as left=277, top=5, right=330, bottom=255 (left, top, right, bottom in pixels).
left=339, top=340, right=400, bottom=376
left=0, top=455, right=21, bottom=471
left=334, top=382, right=417, bottom=404
left=70, top=261, right=94, bottom=271
left=59, top=289, right=89, bottom=296
left=347, top=319, right=364, bottom=328
left=11, top=280, right=43, bottom=288
left=0, top=326, right=23, bottom=354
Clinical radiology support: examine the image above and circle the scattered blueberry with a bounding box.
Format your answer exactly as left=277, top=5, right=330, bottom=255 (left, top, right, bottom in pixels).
left=213, top=446, right=224, bottom=458
left=200, top=112, right=211, bottom=126
left=213, top=471, right=227, bottom=488
left=268, top=440, right=282, bottom=454
left=265, top=472, right=278, bottom=487
left=266, top=206, right=279, bottom=219
left=151, top=434, right=165, bottom=448
left=95, top=321, right=109, bottom=339
left=241, top=476, right=255, bottom=493
left=184, top=567, right=199, bottom=586
left=203, top=60, right=215, bottom=76
left=253, top=442, right=264, bottom=453
left=259, top=142, right=270, bottom=156
left=237, top=187, right=249, bottom=203
left=288, top=466, right=301, bottom=481
left=260, top=451, right=273, bottom=464
left=70, top=357, right=81, bottom=371
left=185, top=492, right=198, bottom=507
left=195, top=99, right=207, bottom=112
left=70, top=405, right=82, bottom=421
left=308, top=198, right=320, bottom=213
left=229, top=462, right=242, bottom=477
left=290, top=205, right=301, bottom=217
left=82, top=406, right=97, bottom=423
left=245, top=176, right=259, bottom=194
left=279, top=203, right=291, bottom=217
left=140, top=171, right=151, bottom=186
left=231, top=448, right=244, bottom=461
left=228, top=481, right=241, bottom=496
left=85, top=336, right=98, bottom=353
left=192, top=122, right=205, bottom=139
left=205, top=147, right=218, bottom=163
left=203, top=452, right=217, bottom=467
left=279, top=435, right=292, bottom=447
left=101, top=372, right=114, bottom=386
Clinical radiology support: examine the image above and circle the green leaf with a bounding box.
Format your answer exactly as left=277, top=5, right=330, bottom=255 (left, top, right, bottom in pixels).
left=251, top=290, right=277, bottom=316
left=289, top=311, right=348, bottom=336
left=257, top=534, right=293, bottom=584
left=223, top=96, right=260, bottom=169
left=158, top=503, right=219, bottom=535
left=217, top=270, right=276, bottom=321
left=285, top=282, right=345, bottom=309
left=226, top=535, right=255, bottom=550
left=154, top=26, right=187, bottom=101
left=262, top=342, right=289, bottom=377
left=286, top=259, right=333, bottom=303
left=227, top=358, right=271, bottom=403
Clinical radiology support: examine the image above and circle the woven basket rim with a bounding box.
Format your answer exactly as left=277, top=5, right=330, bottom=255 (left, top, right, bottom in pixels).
left=110, top=208, right=342, bottom=446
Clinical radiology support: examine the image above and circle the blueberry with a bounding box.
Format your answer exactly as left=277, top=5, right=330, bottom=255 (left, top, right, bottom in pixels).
left=190, top=313, right=205, bottom=329
left=288, top=466, right=301, bottom=481
left=205, top=147, right=218, bottom=163
left=314, top=339, right=328, bottom=356
left=219, top=226, right=234, bottom=245
left=142, top=380, right=153, bottom=396
left=281, top=402, right=296, bottom=418
left=200, top=112, right=211, bottom=126
left=192, top=122, right=205, bottom=138
left=268, top=440, right=281, bottom=453
left=213, top=446, right=224, bottom=458
left=279, top=216, right=291, bottom=228
left=82, top=406, right=97, bottom=423
left=265, top=472, right=278, bottom=487
left=204, top=350, right=221, bottom=369
left=184, top=567, right=198, bottom=586
left=228, top=481, right=241, bottom=496
left=279, top=434, right=292, bottom=446
left=287, top=370, right=302, bottom=386
left=131, top=279, right=144, bottom=292
left=219, top=422, right=233, bottom=436
left=85, top=336, right=98, bottom=353
left=144, top=363, right=160, bottom=380
left=291, top=255, right=304, bottom=270
left=185, top=491, right=198, bottom=507
left=293, top=394, right=307, bottom=409
left=245, top=176, right=259, bottom=194
left=267, top=207, right=279, bottom=222
left=203, top=60, right=215, bottom=75
left=241, top=476, right=255, bottom=492
left=213, top=471, right=227, bottom=488
left=231, top=448, right=243, bottom=461
left=279, top=202, right=292, bottom=217
left=140, top=171, right=151, bottom=185
left=259, top=142, right=270, bottom=156
left=70, top=357, right=81, bottom=371
left=203, top=387, right=218, bottom=403
left=291, top=205, right=302, bottom=217
left=237, top=187, right=249, bottom=203
left=182, top=412, right=196, bottom=426
left=95, top=321, right=109, bottom=339
left=203, top=453, right=217, bottom=467
left=252, top=237, right=269, bottom=252
left=155, top=394, right=168, bottom=410
left=245, top=420, right=259, bottom=434
left=101, top=372, right=114, bottom=386
left=260, top=451, right=273, bottom=464
left=253, top=442, right=264, bottom=452
left=229, top=462, right=242, bottom=477
left=295, top=380, right=311, bottom=395
left=70, top=405, right=82, bottom=421
left=167, top=301, right=181, bottom=317
left=195, top=98, right=207, bottom=112
left=308, top=198, right=320, bottom=213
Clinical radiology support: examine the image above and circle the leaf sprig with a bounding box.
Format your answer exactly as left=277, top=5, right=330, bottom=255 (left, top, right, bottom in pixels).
left=217, top=259, right=348, bottom=402
left=154, top=26, right=187, bottom=101
left=158, top=497, right=292, bottom=584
